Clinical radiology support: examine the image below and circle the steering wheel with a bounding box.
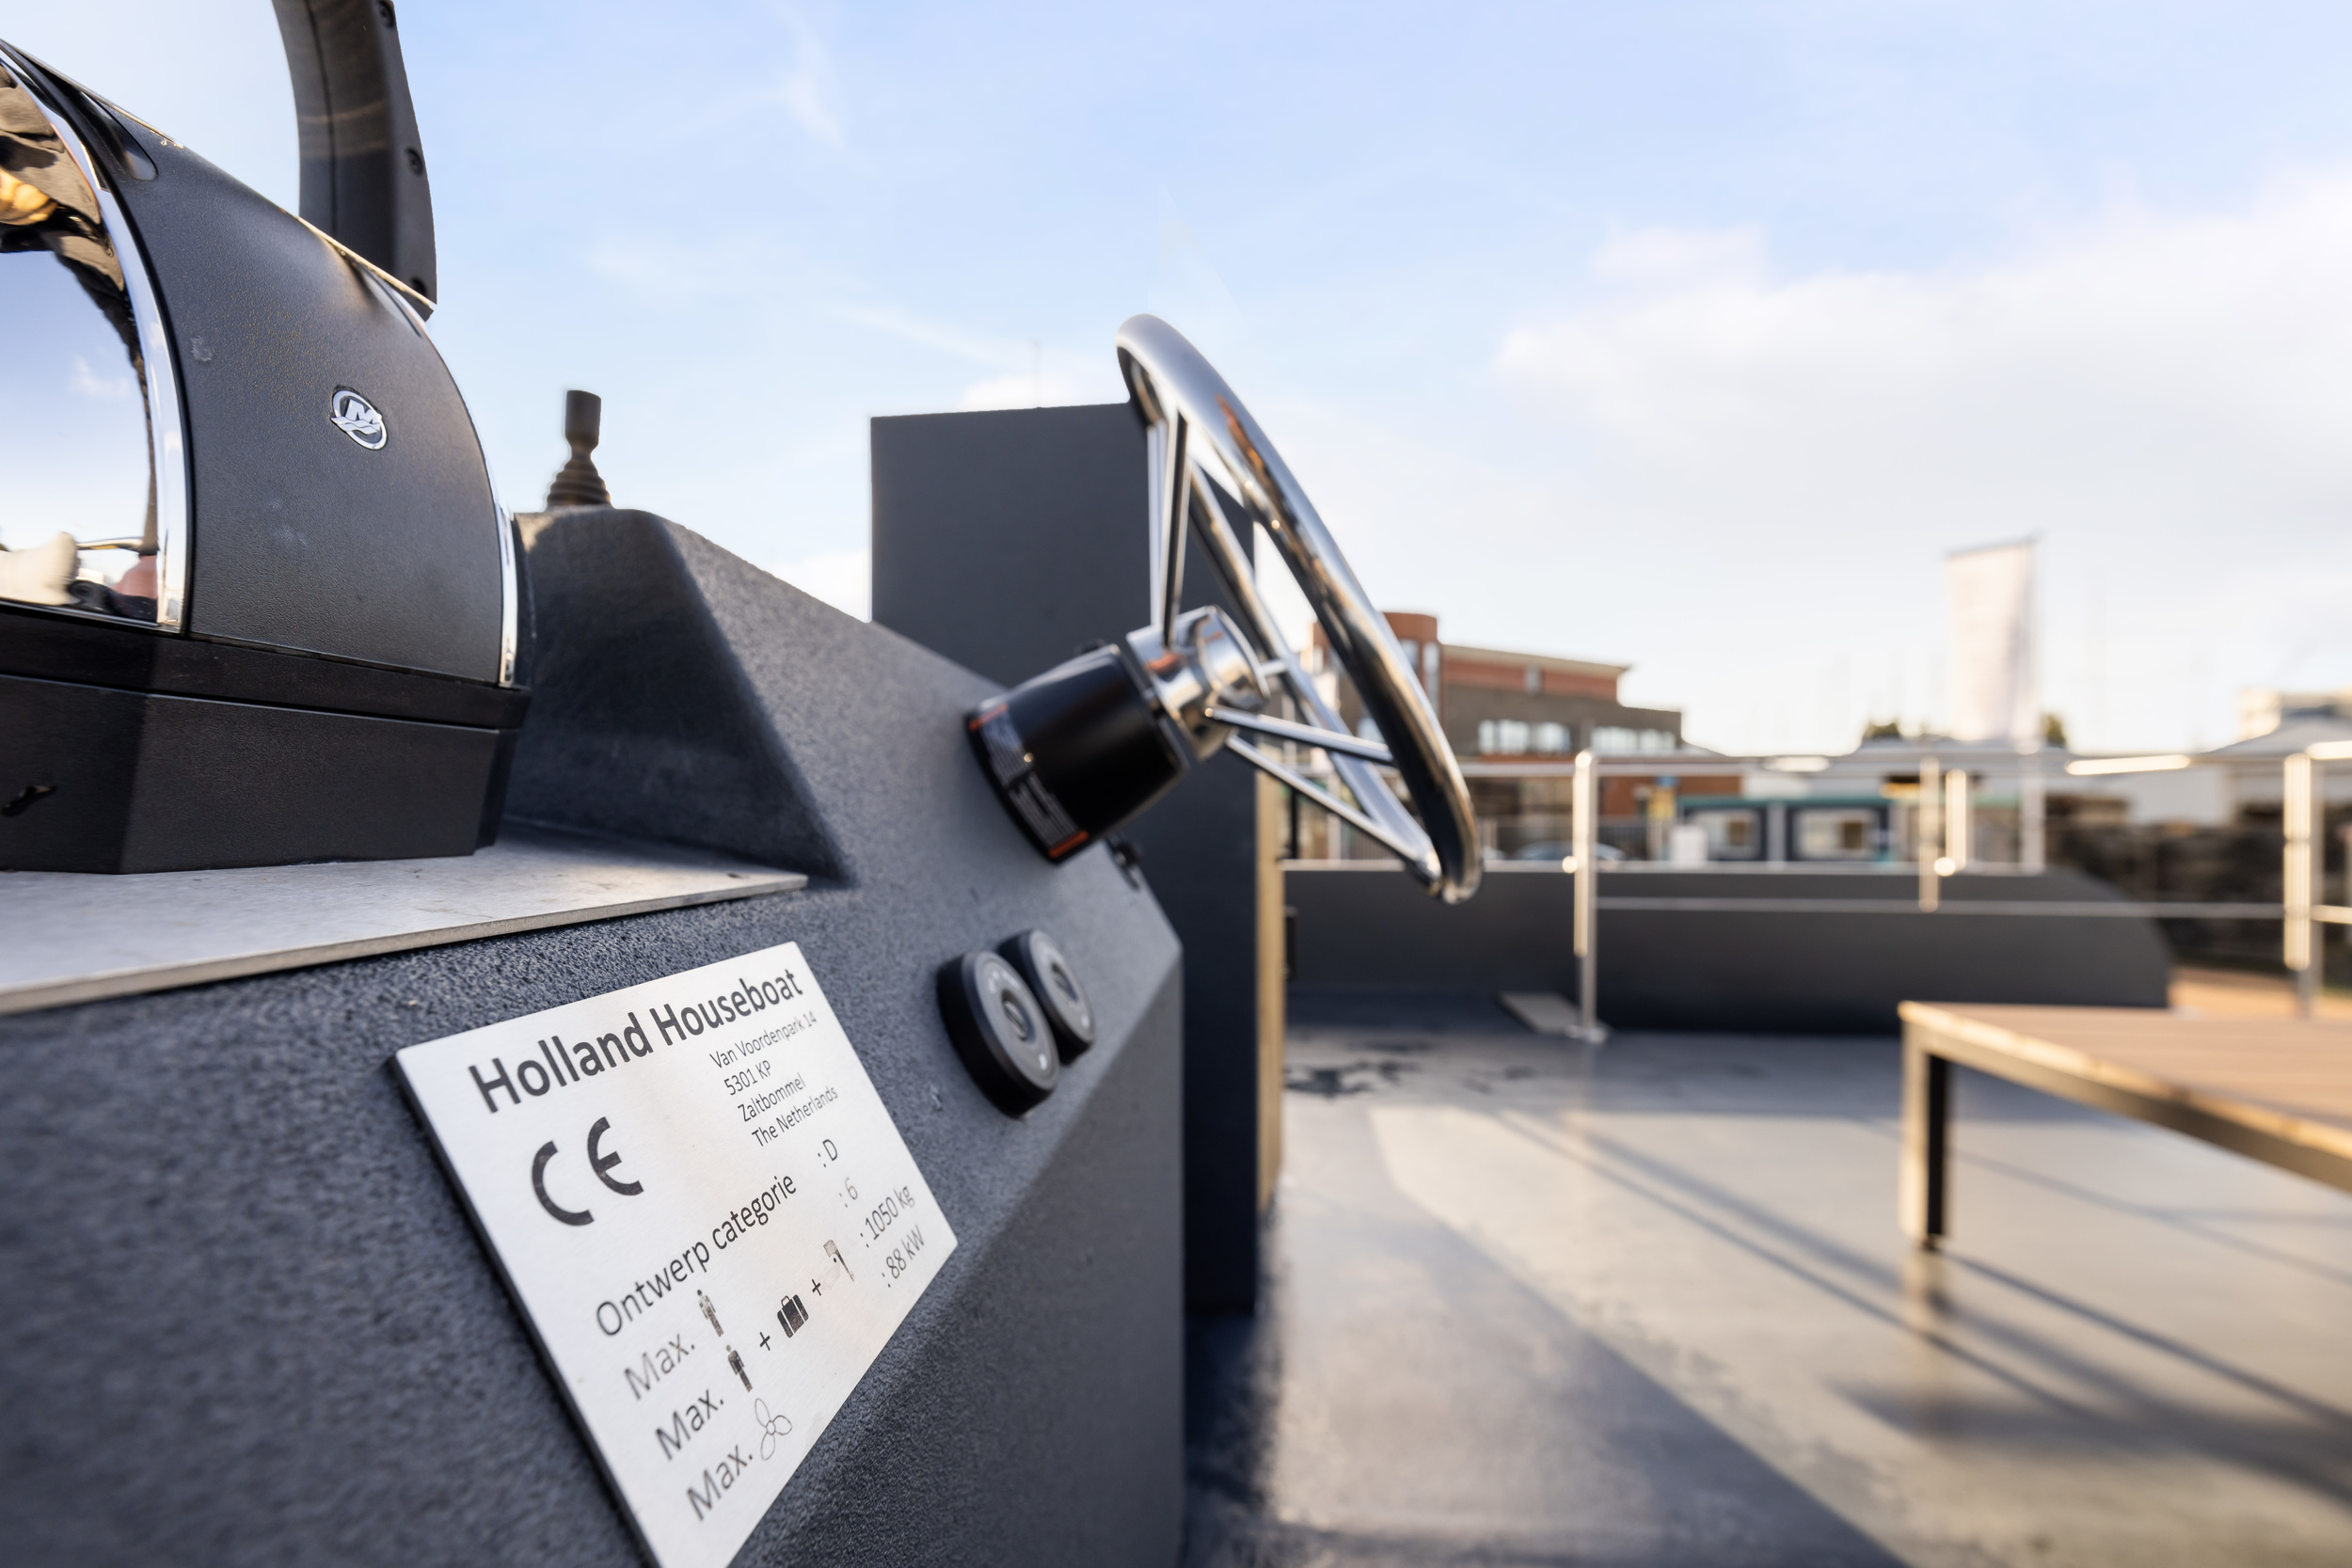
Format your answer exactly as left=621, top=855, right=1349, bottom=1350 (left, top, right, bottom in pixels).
left=965, top=315, right=1481, bottom=903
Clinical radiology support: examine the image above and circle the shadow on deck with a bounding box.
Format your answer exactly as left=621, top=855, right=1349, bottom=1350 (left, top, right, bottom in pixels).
left=1183, top=992, right=2352, bottom=1567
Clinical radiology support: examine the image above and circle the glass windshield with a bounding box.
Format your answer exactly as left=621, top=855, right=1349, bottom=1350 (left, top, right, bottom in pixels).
left=0, top=63, right=156, bottom=623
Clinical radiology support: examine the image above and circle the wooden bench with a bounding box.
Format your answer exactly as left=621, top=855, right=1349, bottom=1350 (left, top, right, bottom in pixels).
left=1898, top=1001, right=2352, bottom=1247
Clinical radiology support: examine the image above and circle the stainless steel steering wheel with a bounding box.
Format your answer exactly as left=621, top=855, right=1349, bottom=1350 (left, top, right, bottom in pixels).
left=1114, top=315, right=1481, bottom=902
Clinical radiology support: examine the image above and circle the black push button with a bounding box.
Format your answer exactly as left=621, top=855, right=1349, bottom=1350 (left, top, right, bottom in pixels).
left=938, top=950, right=1058, bottom=1115
left=1000, top=928, right=1095, bottom=1060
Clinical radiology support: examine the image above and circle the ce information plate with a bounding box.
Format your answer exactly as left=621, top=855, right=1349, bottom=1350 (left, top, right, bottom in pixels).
left=396, top=942, right=956, bottom=1568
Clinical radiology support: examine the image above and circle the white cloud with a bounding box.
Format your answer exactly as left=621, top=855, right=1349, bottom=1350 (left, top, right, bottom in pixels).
left=69, top=355, right=135, bottom=400
left=1585, top=223, right=1768, bottom=290
left=1449, top=171, right=2352, bottom=752
left=768, top=546, right=869, bottom=620
left=1497, top=179, right=2352, bottom=541
left=956, top=363, right=1106, bottom=411
left=776, top=12, right=845, bottom=149
left=1147, top=189, right=1282, bottom=402
left=583, top=231, right=805, bottom=304
left=832, top=302, right=1014, bottom=364
left=818, top=300, right=1120, bottom=409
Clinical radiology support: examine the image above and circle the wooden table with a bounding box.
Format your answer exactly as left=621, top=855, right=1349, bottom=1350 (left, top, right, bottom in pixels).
left=1898, top=1001, right=2352, bottom=1247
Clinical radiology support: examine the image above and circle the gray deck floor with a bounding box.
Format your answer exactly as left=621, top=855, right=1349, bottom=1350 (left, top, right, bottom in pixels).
left=1184, top=994, right=2352, bottom=1567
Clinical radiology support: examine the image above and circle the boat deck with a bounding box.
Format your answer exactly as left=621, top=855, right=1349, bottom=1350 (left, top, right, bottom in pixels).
left=1184, top=992, right=2352, bottom=1567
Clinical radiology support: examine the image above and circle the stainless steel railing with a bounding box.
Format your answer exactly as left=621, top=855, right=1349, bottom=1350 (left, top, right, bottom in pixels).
left=1288, top=742, right=2348, bottom=1023
left=1576, top=746, right=2344, bottom=1022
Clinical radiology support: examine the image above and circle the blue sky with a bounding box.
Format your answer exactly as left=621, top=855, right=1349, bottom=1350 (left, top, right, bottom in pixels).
left=13, top=2, right=2352, bottom=752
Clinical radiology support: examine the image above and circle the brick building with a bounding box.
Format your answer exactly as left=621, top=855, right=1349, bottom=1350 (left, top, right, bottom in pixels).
left=1304, top=612, right=1719, bottom=859
left=1322, top=611, right=1682, bottom=759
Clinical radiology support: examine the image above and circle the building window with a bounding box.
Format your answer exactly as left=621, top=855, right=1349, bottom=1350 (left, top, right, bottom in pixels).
left=1478, top=720, right=1532, bottom=754
left=1524, top=665, right=1542, bottom=693
left=1592, top=725, right=1676, bottom=756
left=1794, top=807, right=1880, bottom=861
left=1534, top=721, right=1571, bottom=753
left=1689, top=808, right=1760, bottom=858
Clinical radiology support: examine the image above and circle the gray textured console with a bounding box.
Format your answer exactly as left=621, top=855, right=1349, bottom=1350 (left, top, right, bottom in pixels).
left=0, top=511, right=1184, bottom=1566
left=872, top=404, right=1273, bottom=1311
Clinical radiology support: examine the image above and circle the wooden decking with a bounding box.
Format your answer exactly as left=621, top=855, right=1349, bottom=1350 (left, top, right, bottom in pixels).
left=1898, top=1001, right=2352, bottom=1245
left=2170, top=963, right=2352, bottom=1022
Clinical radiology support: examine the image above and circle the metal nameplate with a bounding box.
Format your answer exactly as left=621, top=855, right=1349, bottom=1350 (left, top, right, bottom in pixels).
left=395, top=942, right=957, bottom=1568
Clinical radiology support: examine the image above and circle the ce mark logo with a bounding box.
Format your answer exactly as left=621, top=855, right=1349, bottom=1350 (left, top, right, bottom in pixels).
left=532, top=1117, right=644, bottom=1227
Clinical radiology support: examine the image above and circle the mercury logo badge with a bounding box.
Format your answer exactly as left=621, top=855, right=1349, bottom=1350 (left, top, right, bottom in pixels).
left=328, top=386, right=387, bottom=449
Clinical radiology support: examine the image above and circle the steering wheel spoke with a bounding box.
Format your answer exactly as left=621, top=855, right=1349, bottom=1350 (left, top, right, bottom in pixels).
left=1202, top=705, right=1392, bottom=763
left=1150, top=415, right=1191, bottom=642
left=1226, top=738, right=1429, bottom=864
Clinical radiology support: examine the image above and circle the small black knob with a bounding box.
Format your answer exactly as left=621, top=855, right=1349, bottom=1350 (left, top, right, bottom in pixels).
left=999, top=928, right=1094, bottom=1060
left=938, top=951, right=1058, bottom=1115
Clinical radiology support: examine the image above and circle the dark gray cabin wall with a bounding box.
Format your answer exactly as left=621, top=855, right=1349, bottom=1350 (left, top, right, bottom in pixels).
left=1289, top=863, right=2169, bottom=1033
left=872, top=403, right=1267, bottom=1312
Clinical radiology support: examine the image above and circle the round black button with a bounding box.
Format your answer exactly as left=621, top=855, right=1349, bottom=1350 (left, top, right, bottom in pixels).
left=937, top=950, right=1058, bottom=1114
left=999, top=928, right=1095, bottom=1060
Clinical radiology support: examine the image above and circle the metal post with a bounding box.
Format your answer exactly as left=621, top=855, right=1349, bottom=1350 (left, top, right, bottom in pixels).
left=1945, top=768, right=1971, bottom=872
left=1918, top=754, right=1942, bottom=913
left=1899, top=1030, right=1951, bottom=1249
left=2020, top=753, right=2046, bottom=873
left=2287, top=751, right=2318, bottom=1018
left=1573, top=749, right=1604, bottom=1040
